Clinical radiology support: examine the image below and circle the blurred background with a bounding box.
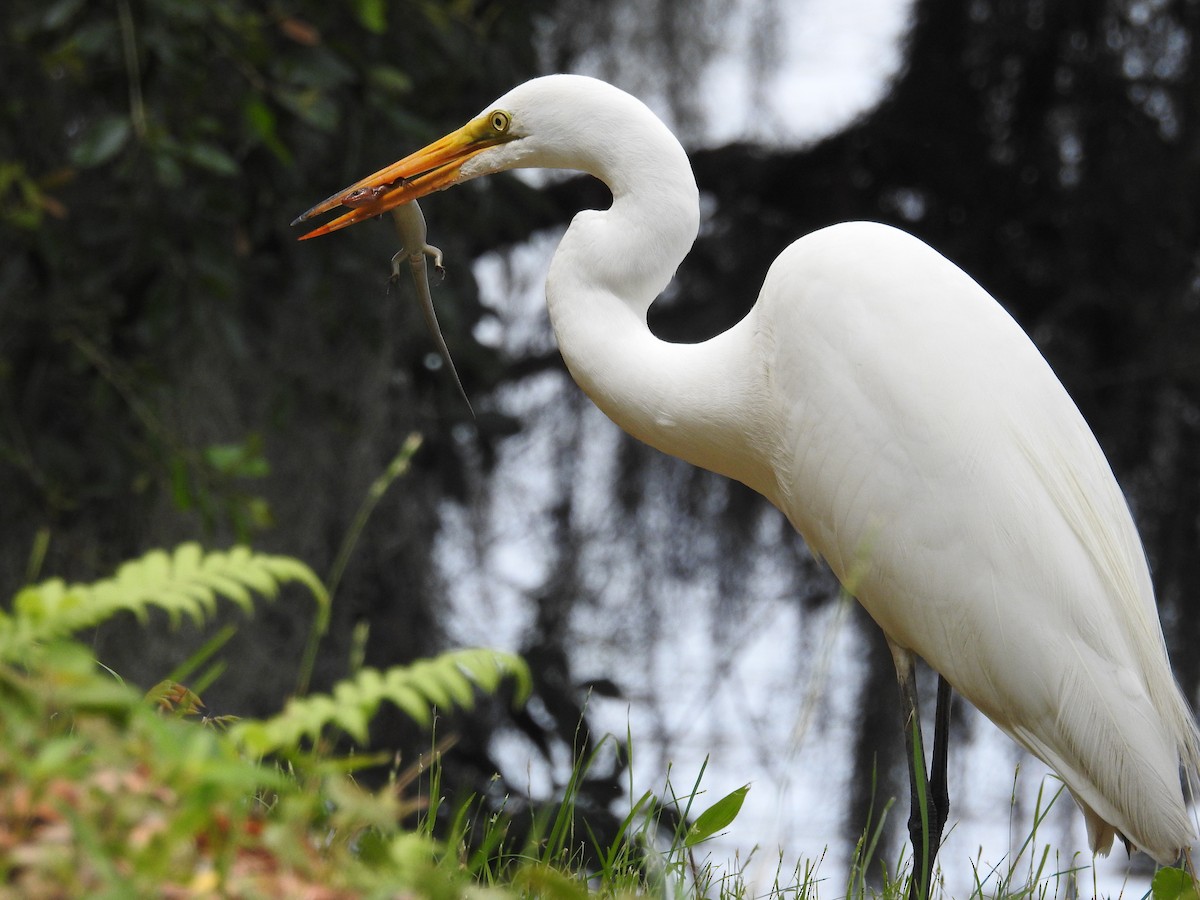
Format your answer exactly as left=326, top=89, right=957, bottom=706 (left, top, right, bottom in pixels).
left=4, top=0, right=1200, bottom=892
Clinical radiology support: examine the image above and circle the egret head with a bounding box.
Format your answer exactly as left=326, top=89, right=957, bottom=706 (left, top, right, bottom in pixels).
left=293, top=75, right=637, bottom=239
left=293, top=75, right=675, bottom=239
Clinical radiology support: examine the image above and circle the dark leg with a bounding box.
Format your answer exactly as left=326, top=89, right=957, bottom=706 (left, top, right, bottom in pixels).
left=888, top=643, right=951, bottom=900
left=927, top=675, right=952, bottom=857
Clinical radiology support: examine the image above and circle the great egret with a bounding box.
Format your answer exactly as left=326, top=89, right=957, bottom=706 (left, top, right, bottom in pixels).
left=295, top=74, right=1200, bottom=892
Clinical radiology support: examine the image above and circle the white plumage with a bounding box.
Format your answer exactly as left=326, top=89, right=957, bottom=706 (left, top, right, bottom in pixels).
left=297, top=74, right=1200, bottom=870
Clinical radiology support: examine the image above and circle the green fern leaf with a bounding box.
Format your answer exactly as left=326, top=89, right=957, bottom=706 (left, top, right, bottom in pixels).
left=190, top=571, right=255, bottom=614
left=231, top=648, right=529, bottom=756
left=453, top=647, right=533, bottom=702
left=405, top=659, right=457, bottom=709
left=380, top=666, right=436, bottom=725
left=0, top=543, right=329, bottom=663
left=260, top=556, right=328, bottom=604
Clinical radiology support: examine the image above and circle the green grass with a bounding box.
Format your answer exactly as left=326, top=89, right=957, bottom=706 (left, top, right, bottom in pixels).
left=0, top=638, right=761, bottom=897
left=2, top=639, right=1197, bottom=898
left=0, top=586, right=859, bottom=897
left=1, top=542, right=1197, bottom=898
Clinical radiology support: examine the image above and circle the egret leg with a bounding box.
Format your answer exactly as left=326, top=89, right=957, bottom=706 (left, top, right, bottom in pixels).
left=928, top=674, right=952, bottom=854
left=888, top=642, right=951, bottom=900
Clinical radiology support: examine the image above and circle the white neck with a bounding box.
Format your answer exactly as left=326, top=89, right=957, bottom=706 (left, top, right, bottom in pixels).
left=540, top=91, right=776, bottom=499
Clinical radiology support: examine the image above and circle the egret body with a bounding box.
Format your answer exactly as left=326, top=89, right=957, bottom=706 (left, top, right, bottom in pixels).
left=296, top=74, right=1200, bottom=889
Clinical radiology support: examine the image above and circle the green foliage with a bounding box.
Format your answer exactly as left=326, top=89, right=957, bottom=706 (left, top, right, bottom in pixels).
left=1153, top=868, right=1200, bottom=900
left=0, top=540, right=537, bottom=895
left=844, top=770, right=896, bottom=900
left=0, top=533, right=1133, bottom=897
left=0, top=542, right=327, bottom=662
left=175, top=434, right=275, bottom=538
left=511, top=743, right=761, bottom=897
left=684, top=783, right=749, bottom=848
left=0, top=631, right=501, bottom=896
left=1, top=540, right=534, bottom=757
left=0, top=644, right=288, bottom=895
left=233, top=647, right=532, bottom=755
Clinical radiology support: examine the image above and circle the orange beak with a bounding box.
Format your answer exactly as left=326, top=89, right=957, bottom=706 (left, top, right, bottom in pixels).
left=292, top=113, right=514, bottom=240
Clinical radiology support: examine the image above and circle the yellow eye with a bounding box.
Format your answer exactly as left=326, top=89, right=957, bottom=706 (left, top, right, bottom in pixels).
left=490, top=110, right=511, bottom=133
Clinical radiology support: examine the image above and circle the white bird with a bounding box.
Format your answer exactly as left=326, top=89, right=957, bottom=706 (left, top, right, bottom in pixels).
left=295, top=74, right=1200, bottom=893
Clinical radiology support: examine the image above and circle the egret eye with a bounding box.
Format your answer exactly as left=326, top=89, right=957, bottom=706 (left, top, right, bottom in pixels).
left=490, top=111, right=511, bottom=134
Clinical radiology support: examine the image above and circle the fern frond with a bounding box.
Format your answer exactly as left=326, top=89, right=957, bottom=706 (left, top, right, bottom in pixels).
left=231, top=648, right=531, bottom=756
left=0, top=543, right=329, bottom=663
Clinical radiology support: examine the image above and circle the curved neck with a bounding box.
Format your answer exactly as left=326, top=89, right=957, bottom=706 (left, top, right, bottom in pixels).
left=542, top=111, right=776, bottom=499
